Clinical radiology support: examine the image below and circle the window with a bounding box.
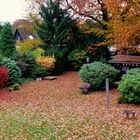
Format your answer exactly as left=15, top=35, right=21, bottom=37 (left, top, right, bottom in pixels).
left=28, top=35, right=34, bottom=39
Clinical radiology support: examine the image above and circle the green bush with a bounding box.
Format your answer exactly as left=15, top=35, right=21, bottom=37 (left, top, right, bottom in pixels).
left=46, top=47, right=68, bottom=75
left=16, top=51, right=37, bottom=78
left=118, top=68, right=140, bottom=104
left=68, top=49, right=87, bottom=70
left=32, top=65, right=48, bottom=78
left=0, top=58, right=21, bottom=85
left=79, top=62, right=119, bottom=90
left=22, top=51, right=36, bottom=64
left=16, top=51, right=48, bottom=78
left=126, top=68, right=140, bottom=75
left=0, top=53, right=3, bottom=62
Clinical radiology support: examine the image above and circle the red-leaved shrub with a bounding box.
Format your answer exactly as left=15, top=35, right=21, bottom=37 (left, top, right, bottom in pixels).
left=0, top=66, right=9, bottom=88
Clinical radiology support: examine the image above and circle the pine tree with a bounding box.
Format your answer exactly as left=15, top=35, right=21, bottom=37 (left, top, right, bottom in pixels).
left=0, top=24, right=3, bottom=32
left=0, top=23, right=16, bottom=59
left=37, top=0, right=77, bottom=48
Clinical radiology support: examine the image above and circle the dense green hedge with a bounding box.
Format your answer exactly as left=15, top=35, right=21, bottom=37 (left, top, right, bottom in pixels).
left=79, top=62, right=119, bottom=90
left=118, top=68, right=140, bottom=104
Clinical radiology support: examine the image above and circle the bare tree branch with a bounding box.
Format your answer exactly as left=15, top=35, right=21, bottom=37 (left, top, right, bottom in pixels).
left=65, top=0, right=102, bottom=24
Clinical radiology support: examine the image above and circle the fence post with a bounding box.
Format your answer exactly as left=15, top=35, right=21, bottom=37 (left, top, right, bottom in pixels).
left=105, top=78, right=110, bottom=114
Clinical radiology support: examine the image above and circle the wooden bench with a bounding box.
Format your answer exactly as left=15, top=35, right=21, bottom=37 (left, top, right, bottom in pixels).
left=123, top=110, right=136, bottom=119
left=43, top=76, right=57, bottom=80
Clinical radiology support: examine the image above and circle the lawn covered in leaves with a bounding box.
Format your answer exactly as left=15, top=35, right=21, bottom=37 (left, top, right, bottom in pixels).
left=0, top=71, right=140, bottom=140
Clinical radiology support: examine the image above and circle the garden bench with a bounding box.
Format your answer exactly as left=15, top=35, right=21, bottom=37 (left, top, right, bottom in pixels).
left=123, top=110, right=136, bottom=119
left=43, top=76, right=57, bottom=80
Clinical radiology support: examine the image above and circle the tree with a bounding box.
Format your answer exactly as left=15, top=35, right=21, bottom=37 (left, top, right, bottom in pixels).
left=26, top=0, right=140, bottom=53
left=26, top=0, right=110, bottom=45
left=0, top=23, right=16, bottom=59
left=37, top=0, right=78, bottom=48
left=13, top=19, right=34, bottom=31
left=64, top=0, right=140, bottom=53
left=0, top=24, right=3, bottom=32
left=65, top=0, right=108, bottom=25
left=104, top=0, right=140, bottom=54
left=77, top=20, right=110, bottom=61
left=70, top=0, right=140, bottom=52
left=26, top=0, right=109, bottom=28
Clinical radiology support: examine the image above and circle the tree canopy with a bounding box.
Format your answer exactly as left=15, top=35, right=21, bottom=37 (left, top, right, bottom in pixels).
left=26, top=0, right=140, bottom=53
left=0, top=23, right=16, bottom=59
left=37, top=0, right=78, bottom=48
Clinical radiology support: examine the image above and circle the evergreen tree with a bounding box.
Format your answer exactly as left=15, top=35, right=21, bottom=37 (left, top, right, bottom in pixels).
left=0, top=24, right=3, bottom=32
left=0, top=23, right=16, bottom=59
left=37, top=0, right=77, bottom=48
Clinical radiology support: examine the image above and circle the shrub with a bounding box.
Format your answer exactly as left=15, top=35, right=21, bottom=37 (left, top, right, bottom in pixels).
left=16, top=60, right=29, bottom=78
left=0, top=66, right=9, bottom=88
left=79, top=62, right=119, bottom=90
left=22, top=51, right=36, bottom=64
left=16, top=39, right=43, bottom=54
left=32, top=65, right=48, bottom=78
left=86, top=45, right=110, bottom=63
left=118, top=68, right=140, bottom=104
left=68, top=49, right=87, bottom=70
left=126, top=68, right=140, bottom=75
left=36, top=56, right=55, bottom=71
left=0, top=53, right=3, bottom=62
left=0, top=58, right=21, bottom=85
left=33, top=48, right=45, bottom=57
left=16, top=51, right=37, bottom=78
left=46, top=47, right=68, bottom=75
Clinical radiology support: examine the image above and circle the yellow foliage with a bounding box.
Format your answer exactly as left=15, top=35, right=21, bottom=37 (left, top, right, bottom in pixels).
left=16, top=39, right=43, bottom=54
left=33, top=48, right=45, bottom=57
left=36, top=56, right=56, bottom=71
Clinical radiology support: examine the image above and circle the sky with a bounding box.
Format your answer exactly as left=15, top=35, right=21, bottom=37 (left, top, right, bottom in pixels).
left=0, top=0, right=27, bottom=23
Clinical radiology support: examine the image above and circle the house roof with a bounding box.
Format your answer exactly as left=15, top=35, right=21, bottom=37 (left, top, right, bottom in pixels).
left=14, top=28, right=38, bottom=40
left=108, top=55, right=140, bottom=64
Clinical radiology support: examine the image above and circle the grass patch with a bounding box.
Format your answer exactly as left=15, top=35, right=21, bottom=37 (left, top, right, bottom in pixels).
left=0, top=111, right=136, bottom=140
left=0, top=118, right=57, bottom=139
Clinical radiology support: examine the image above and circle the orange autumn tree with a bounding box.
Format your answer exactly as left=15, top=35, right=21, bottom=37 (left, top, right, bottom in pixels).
left=65, top=0, right=140, bottom=53
left=104, top=0, right=140, bottom=54
left=64, top=0, right=115, bottom=54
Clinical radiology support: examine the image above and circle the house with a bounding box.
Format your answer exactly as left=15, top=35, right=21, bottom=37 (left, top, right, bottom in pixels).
left=14, top=28, right=38, bottom=42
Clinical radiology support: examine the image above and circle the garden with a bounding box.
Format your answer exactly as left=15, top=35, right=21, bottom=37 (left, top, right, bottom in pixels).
left=0, top=72, right=140, bottom=139
left=0, top=0, right=140, bottom=139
